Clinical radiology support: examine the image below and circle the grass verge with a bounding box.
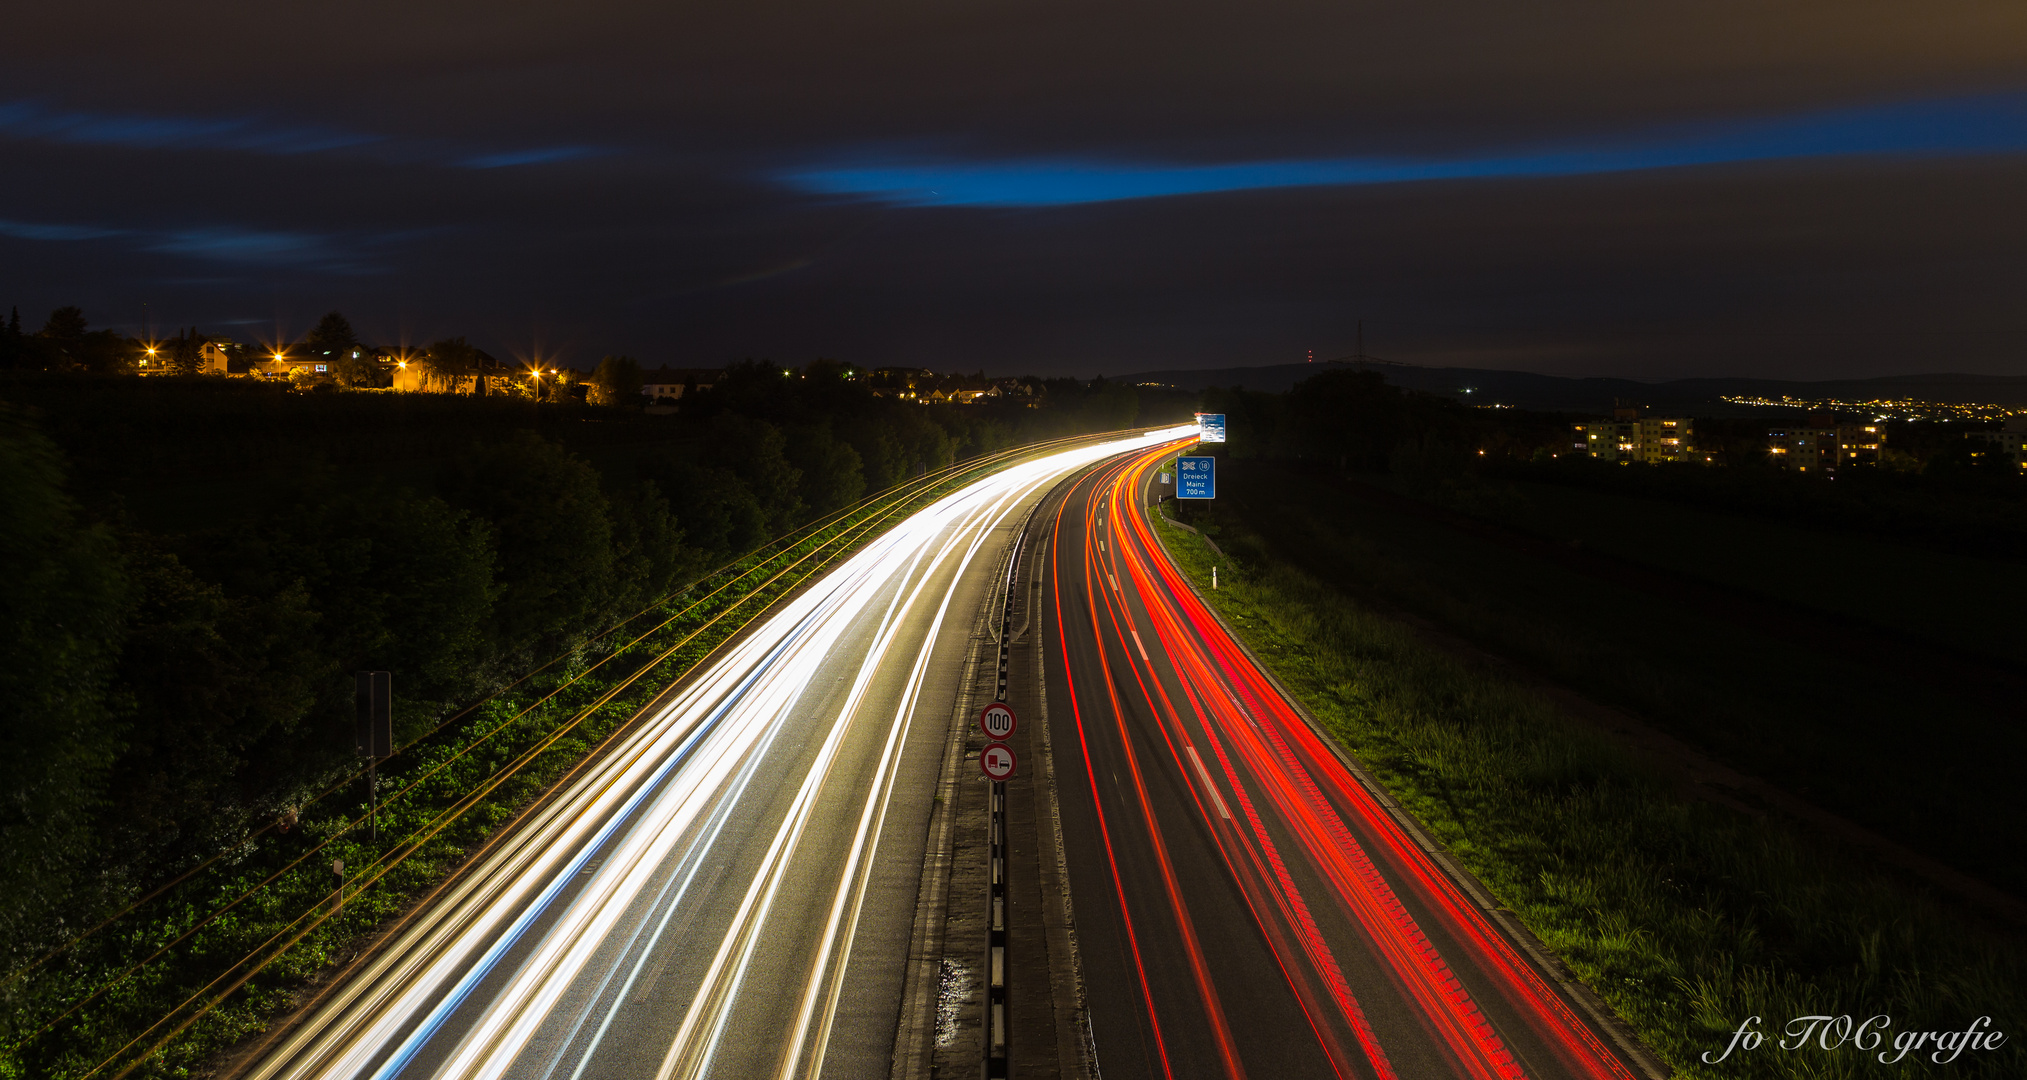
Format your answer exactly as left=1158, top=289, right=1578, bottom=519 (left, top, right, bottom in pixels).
left=1149, top=507, right=2025, bottom=1079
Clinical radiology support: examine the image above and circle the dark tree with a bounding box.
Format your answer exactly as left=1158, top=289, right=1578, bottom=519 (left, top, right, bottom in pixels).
left=40, top=306, right=88, bottom=340
left=164, top=327, right=207, bottom=377
left=36, top=307, right=133, bottom=374
left=786, top=422, right=866, bottom=514
left=0, top=404, right=126, bottom=944
left=303, top=311, right=358, bottom=352
left=0, top=307, right=22, bottom=369
left=590, top=355, right=644, bottom=406
left=443, top=432, right=618, bottom=655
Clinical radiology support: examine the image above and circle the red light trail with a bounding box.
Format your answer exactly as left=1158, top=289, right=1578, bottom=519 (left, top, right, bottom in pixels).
left=1049, top=441, right=1638, bottom=1080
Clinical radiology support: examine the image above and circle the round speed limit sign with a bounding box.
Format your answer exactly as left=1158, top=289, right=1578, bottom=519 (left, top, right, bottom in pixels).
left=979, top=702, right=1018, bottom=741
left=980, top=742, right=1017, bottom=782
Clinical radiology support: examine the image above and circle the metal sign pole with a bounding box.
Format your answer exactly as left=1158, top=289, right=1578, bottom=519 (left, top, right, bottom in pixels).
left=987, top=777, right=1008, bottom=1078
left=356, top=671, right=393, bottom=845
left=982, top=521, right=1026, bottom=1079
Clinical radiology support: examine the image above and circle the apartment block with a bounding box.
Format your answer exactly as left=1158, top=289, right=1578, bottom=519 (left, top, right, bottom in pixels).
left=1767, top=413, right=1884, bottom=471
left=1572, top=407, right=1696, bottom=463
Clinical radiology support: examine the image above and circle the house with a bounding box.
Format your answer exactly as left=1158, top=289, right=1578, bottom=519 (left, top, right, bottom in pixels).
left=385, top=348, right=518, bottom=393
left=135, top=335, right=247, bottom=375
left=640, top=367, right=725, bottom=402
left=868, top=367, right=934, bottom=400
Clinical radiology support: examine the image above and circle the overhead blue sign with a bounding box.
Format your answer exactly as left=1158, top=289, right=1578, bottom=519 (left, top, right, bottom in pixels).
left=1177, top=455, right=1215, bottom=499
left=1196, top=413, right=1227, bottom=443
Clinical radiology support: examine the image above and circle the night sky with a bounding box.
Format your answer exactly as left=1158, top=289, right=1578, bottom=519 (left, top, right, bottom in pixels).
left=6, top=0, right=2027, bottom=379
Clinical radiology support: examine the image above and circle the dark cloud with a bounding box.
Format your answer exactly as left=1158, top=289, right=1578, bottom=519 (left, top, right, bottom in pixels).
left=2, top=1, right=2025, bottom=376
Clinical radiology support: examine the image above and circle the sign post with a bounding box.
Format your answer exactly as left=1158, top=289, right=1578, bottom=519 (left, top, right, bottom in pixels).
left=1177, top=455, right=1216, bottom=499
left=355, top=671, right=392, bottom=842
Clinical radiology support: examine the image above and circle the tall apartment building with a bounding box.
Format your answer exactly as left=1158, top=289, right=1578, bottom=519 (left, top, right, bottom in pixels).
left=1767, top=413, right=1884, bottom=472
left=1572, top=407, right=1696, bottom=463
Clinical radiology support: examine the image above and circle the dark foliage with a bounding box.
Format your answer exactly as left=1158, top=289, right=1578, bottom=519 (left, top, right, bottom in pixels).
left=0, top=364, right=1193, bottom=973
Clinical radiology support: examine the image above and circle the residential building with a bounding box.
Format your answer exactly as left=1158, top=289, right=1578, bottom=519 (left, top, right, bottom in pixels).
left=135, top=336, right=247, bottom=375
left=1964, top=415, right=2027, bottom=469
left=867, top=367, right=933, bottom=400
left=640, top=367, right=725, bottom=402
left=198, top=338, right=248, bottom=374
left=1572, top=407, right=1697, bottom=463
left=1768, top=413, right=1885, bottom=472
left=383, top=348, right=515, bottom=393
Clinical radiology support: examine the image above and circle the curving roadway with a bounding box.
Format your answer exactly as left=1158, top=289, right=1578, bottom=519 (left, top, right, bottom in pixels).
left=241, top=426, right=1196, bottom=1080
left=1043, top=442, right=1653, bottom=1080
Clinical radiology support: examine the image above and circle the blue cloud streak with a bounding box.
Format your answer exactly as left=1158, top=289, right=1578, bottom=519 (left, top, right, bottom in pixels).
left=0, top=216, right=385, bottom=272
left=0, top=100, right=600, bottom=171
left=782, top=92, right=2027, bottom=207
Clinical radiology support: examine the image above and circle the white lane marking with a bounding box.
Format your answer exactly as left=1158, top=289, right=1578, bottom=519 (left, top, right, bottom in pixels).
left=1129, top=630, right=1151, bottom=667
left=1108, top=573, right=1118, bottom=593
left=1185, top=746, right=1233, bottom=820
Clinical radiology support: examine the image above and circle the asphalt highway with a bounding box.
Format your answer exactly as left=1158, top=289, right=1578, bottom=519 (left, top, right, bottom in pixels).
left=242, top=426, right=1196, bottom=1080
left=1044, top=444, right=1648, bottom=1080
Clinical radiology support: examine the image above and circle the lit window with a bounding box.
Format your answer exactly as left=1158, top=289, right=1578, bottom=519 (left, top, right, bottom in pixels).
left=316, top=364, right=328, bottom=372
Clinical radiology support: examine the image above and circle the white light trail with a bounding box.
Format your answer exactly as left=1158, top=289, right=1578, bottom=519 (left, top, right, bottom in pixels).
left=252, top=425, right=1195, bottom=1080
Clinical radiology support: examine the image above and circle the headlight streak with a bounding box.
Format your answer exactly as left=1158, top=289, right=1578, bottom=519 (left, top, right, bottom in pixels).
left=251, top=425, right=1195, bottom=1080
left=774, top=469, right=1038, bottom=1080
left=1054, top=444, right=1639, bottom=1080
left=340, top=599, right=850, bottom=1080
left=654, top=487, right=994, bottom=1080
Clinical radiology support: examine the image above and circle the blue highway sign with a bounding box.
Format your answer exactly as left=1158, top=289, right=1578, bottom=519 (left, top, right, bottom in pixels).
left=1178, top=455, right=1215, bottom=499
left=1196, top=413, right=1227, bottom=443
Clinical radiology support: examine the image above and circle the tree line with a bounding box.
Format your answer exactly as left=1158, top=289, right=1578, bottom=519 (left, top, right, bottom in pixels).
left=0, top=360, right=1189, bottom=965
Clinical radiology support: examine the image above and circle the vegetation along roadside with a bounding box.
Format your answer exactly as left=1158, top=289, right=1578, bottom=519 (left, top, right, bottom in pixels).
left=1148, top=499, right=2025, bottom=1078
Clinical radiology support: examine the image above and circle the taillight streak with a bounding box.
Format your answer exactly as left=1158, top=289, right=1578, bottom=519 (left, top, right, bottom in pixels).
left=1088, top=445, right=1635, bottom=1080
